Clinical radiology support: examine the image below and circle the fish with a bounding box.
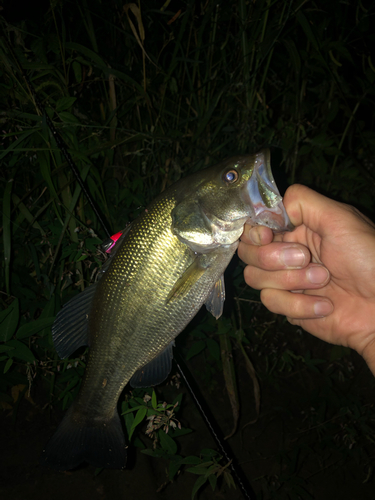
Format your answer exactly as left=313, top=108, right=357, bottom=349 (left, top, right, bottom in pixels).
left=40, top=149, right=293, bottom=471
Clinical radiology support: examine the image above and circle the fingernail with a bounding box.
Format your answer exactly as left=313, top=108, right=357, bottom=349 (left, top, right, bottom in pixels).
left=307, top=266, right=329, bottom=284
left=249, top=227, right=261, bottom=245
left=314, top=301, right=333, bottom=317
left=281, top=247, right=305, bottom=268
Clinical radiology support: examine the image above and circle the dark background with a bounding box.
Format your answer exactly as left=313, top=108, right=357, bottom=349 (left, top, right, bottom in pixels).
left=1, top=0, right=375, bottom=499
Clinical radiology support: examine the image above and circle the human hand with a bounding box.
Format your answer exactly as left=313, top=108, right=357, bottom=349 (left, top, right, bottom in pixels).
left=238, top=184, right=375, bottom=375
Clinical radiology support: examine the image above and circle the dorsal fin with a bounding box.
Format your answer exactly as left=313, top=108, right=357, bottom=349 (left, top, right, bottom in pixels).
left=52, top=284, right=97, bottom=359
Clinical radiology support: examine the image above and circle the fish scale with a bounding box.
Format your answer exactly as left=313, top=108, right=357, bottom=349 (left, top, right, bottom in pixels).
left=41, top=149, right=293, bottom=470
left=76, top=194, right=234, bottom=419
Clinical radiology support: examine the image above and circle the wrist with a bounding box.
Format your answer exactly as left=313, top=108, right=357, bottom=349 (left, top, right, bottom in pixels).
left=360, top=336, right=375, bottom=376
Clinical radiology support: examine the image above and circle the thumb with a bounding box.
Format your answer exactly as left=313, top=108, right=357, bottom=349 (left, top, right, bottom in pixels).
left=283, top=184, right=353, bottom=237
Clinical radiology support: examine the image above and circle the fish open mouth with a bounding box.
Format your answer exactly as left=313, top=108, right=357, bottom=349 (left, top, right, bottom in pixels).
left=243, top=150, right=294, bottom=232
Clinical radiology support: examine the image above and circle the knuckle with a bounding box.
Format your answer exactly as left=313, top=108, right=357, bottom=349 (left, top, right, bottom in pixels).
left=260, top=288, right=276, bottom=309
left=288, top=295, right=305, bottom=317
left=283, top=269, right=300, bottom=289
left=257, top=247, right=269, bottom=268
left=243, top=266, right=261, bottom=289
left=257, top=245, right=277, bottom=269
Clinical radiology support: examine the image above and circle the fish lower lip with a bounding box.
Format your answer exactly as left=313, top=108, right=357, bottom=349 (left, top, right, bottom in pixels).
left=245, top=214, right=294, bottom=232
left=242, top=150, right=294, bottom=232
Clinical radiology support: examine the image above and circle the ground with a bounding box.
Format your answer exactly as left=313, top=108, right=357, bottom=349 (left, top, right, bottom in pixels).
left=1, top=317, right=375, bottom=500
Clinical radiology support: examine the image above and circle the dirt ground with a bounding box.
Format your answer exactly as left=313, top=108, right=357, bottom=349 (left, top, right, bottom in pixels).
left=1, top=328, right=375, bottom=500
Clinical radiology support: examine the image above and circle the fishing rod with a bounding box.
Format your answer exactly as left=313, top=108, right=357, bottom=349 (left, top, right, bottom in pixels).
left=8, top=51, right=112, bottom=240
left=174, top=351, right=256, bottom=500
left=8, top=39, right=255, bottom=499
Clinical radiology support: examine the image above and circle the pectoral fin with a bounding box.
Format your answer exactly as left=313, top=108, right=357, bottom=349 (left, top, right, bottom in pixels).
left=130, top=342, right=174, bottom=388
left=166, top=256, right=207, bottom=303
left=205, top=274, right=225, bottom=319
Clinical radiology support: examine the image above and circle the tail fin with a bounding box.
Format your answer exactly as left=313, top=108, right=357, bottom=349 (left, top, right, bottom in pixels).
left=40, top=404, right=127, bottom=470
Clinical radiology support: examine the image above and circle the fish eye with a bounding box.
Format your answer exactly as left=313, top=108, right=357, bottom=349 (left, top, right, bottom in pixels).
left=223, top=169, right=239, bottom=184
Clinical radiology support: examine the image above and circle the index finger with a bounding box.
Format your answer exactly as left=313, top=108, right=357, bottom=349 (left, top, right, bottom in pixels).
left=284, top=184, right=355, bottom=237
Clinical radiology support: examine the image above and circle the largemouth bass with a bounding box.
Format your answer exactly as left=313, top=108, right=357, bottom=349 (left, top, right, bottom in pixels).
left=41, top=149, right=292, bottom=470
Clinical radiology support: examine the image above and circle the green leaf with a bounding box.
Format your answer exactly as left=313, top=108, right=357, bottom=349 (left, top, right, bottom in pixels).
left=133, top=437, right=145, bottom=449
left=159, top=429, right=177, bottom=455
left=122, top=404, right=145, bottom=415
left=180, top=456, right=202, bottom=465
left=0, top=129, right=36, bottom=161
left=191, top=475, right=207, bottom=500
left=186, top=340, right=206, bottom=360
left=190, top=330, right=207, bottom=339
left=0, top=307, right=13, bottom=325
left=296, top=11, right=319, bottom=53
left=151, top=390, right=157, bottom=409
left=0, top=345, right=15, bottom=353
left=16, top=317, right=55, bottom=339
left=65, top=42, right=108, bottom=69
left=3, top=358, right=13, bottom=374
left=0, top=299, right=20, bottom=342
left=124, top=411, right=135, bottom=440
left=217, top=318, right=232, bottom=336
left=169, top=427, right=192, bottom=438
left=72, top=61, right=82, bottom=83
left=64, top=42, right=144, bottom=93
left=330, top=345, right=351, bottom=362
left=168, top=459, right=181, bottom=480
left=187, top=465, right=210, bottom=475
left=39, top=297, right=56, bottom=336
left=206, top=338, right=220, bottom=361
left=58, top=111, right=80, bottom=123
left=223, top=469, right=236, bottom=489
left=172, top=392, right=183, bottom=411
left=62, top=392, right=74, bottom=410
left=94, top=467, right=104, bottom=477
left=141, top=448, right=169, bottom=459
left=57, top=376, right=80, bottom=400
left=6, top=339, right=35, bottom=362
left=55, top=97, right=77, bottom=112
left=133, top=406, right=147, bottom=426
left=208, top=473, right=217, bottom=491
left=129, top=406, right=147, bottom=440
left=283, top=39, right=301, bottom=74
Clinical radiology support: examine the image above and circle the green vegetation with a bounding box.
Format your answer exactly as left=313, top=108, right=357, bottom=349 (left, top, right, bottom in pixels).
left=1, top=0, right=375, bottom=498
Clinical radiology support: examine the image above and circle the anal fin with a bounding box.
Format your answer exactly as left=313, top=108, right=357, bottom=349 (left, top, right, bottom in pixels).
left=130, top=342, right=174, bottom=388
